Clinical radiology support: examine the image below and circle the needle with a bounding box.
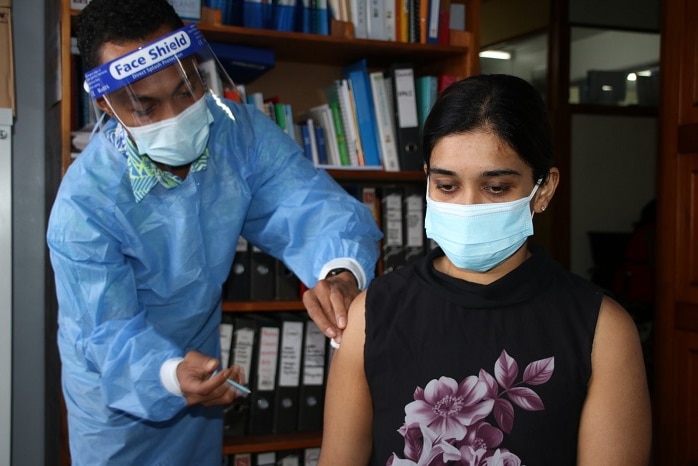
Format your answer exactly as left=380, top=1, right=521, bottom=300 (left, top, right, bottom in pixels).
left=224, top=378, right=251, bottom=397
left=212, top=370, right=251, bottom=397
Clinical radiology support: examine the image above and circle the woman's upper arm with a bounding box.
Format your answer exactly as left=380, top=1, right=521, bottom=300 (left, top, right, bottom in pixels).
left=577, top=296, right=652, bottom=465
left=318, top=291, right=373, bottom=466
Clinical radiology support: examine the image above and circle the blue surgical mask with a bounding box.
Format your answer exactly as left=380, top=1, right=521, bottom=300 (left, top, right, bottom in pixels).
left=425, top=182, right=540, bottom=272
left=126, top=95, right=213, bottom=167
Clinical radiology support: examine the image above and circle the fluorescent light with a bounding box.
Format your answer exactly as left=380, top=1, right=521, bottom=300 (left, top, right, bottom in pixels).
left=627, top=73, right=637, bottom=81
left=479, top=50, right=512, bottom=60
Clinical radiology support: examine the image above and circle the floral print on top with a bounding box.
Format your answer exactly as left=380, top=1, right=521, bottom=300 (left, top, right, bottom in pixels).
left=387, top=350, right=555, bottom=466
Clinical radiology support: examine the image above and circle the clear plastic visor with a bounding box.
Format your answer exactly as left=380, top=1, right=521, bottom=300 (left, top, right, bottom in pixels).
left=84, top=24, right=239, bottom=130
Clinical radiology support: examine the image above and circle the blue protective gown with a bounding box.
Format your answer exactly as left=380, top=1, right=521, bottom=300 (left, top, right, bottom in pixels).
left=47, top=94, right=382, bottom=465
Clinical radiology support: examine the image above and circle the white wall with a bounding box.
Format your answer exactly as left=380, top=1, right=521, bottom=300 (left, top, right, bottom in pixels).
left=570, top=113, right=657, bottom=279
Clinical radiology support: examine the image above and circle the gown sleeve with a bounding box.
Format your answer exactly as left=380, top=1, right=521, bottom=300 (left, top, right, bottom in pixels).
left=239, top=108, right=383, bottom=288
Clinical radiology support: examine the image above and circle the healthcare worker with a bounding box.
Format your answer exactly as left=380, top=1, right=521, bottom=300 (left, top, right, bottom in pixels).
left=46, top=0, right=382, bottom=464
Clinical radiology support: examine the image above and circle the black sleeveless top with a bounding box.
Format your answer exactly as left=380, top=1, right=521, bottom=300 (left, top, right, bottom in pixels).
left=364, top=246, right=602, bottom=465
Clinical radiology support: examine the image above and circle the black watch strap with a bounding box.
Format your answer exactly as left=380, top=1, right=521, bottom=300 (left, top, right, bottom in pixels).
left=325, top=268, right=357, bottom=285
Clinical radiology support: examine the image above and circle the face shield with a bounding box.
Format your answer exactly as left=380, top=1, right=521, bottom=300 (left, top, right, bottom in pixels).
left=84, top=24, right=239, bottom=165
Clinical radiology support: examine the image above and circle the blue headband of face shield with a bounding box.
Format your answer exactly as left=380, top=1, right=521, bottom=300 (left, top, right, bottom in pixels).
left=84, top=24, right=208, bottom=99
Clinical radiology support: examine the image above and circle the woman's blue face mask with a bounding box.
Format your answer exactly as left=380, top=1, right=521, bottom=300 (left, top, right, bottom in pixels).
left=424, top=181, right=541, bottom=272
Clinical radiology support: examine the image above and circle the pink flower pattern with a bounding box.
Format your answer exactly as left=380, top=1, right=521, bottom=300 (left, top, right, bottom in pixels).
left=388, top=350, right=554, bottom=466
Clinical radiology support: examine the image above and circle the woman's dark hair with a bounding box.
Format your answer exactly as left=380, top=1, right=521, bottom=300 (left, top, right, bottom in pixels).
left=77, top=0, right=184, bottom=70
left=422, top=74, right=554, bottom=183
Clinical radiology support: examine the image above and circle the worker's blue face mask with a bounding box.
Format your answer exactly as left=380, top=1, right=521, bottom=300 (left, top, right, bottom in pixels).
left=83, top=24, right=238, bottom=167
left=425, top=181, right=540, bottom=272
left=126, top=95, right=213, bottom=167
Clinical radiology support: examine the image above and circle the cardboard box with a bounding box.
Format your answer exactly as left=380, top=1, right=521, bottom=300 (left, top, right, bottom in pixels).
left=0, top=7, right=14, bottom=113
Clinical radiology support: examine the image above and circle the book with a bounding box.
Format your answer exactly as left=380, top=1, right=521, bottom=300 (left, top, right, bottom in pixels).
left=438, top=73, right=458, bottom=94
left=342, top=59, right=382, bottom=168
left=308, top=104, right=342, bottom=167
left=437, top=0, right=451, bottom=45
left=254, top=451, right=276, bottom=466
left=369, top=71, right=400, bottom=172
left=409, top=0, right=421, bottom=43
left=327, top=101, right=351, bottom=166
left=415, top=75, right=438, bottom=130
left=314, top=124, right=329, bottom=166
left=325, top=79, right=360, bottom=166
left=426, top=0, right=441, bottom=44
left=224, top=237, right=252, bottom=301
left=305, top=118, right=320, bottom=165
left=381, top=186, right=405, bottom=273
left=273, top=0, right=297, bottom=31
left=220, top=314, right=235, bottom=369
left=273, top=102, right=294, bottom=137
left=275, top=260, right=300, bottom=300
left=247, top=315, right=281, bottom=434
left=300, top=123, right=314, bottom=162
left=403, top=185, right=426, bottom=265
left=362, top=186, right=381, bottom=230
left=250, top=246, right=277, bottom=300
left=388, top=64, right=422, bottom=171
left=314, top=0, right=330, bottom=35
left=297, top=319, right=327, bottom=431
left=349, top=0, right=368, bottom=39
left=272, top=314, right=305, bottom=433
left=229, top=453, right=252, bottom=466
left=419, top=0, right=429, bottom=43
left=396, top=0, right=410, bottom=42
left=366, top=0, right=386, bottom=40
left=277, top=450, right=304, bottom=466
left=247, top=91, right=266, bottom=114
left=384, top=0, right=397, bottom=41
left=304, top=447, right=321, bottom=466
left=224, top=315, right=258, bottom=436
left=243, top=0, right=274, bottom=29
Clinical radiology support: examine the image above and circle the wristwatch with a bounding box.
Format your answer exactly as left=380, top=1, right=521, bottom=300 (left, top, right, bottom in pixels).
left=325, top=267, right=357, bottom=286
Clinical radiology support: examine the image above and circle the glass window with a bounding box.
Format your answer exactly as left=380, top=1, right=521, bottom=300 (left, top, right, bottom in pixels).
left=479, top=32, right=548, bottom=102
left=569, top=27, right=660, bottom=107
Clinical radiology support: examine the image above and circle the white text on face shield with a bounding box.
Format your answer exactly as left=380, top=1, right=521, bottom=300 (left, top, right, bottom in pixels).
left=109, top=32, right=191, bottom=79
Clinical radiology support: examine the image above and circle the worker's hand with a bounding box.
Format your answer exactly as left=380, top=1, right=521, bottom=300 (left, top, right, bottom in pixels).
left=177, top=350, right=245, bottom=407
left=302, top=271, right=360, bottom=345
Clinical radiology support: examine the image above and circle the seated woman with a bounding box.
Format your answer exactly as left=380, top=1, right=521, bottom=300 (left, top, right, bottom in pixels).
left=318, top=74, right=651, bottom=466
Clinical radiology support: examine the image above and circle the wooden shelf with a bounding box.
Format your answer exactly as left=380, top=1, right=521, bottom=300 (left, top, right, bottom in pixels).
left=195, top=22, right=473, bottom=72
left=223, top=431, right=321, bottom=455
left=222, top=300, right=305, bottom=312
left=327, top=169, right=426, bottom=183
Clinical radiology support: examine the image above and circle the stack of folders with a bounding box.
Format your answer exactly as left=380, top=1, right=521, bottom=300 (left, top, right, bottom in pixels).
left=343, top=183, right=431, bottom=275
left=226, top=447, right=321, bottom=466
left=223, top=239, right=302, bottom=302
left=220, top=312, right=331, bottom=437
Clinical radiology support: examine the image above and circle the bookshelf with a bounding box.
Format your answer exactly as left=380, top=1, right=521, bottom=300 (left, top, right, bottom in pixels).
left=58, top=0, right=480, bottom=462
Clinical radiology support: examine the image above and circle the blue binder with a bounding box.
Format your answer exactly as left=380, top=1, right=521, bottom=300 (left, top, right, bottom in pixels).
left=341, top=59, right=382, bottom=167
